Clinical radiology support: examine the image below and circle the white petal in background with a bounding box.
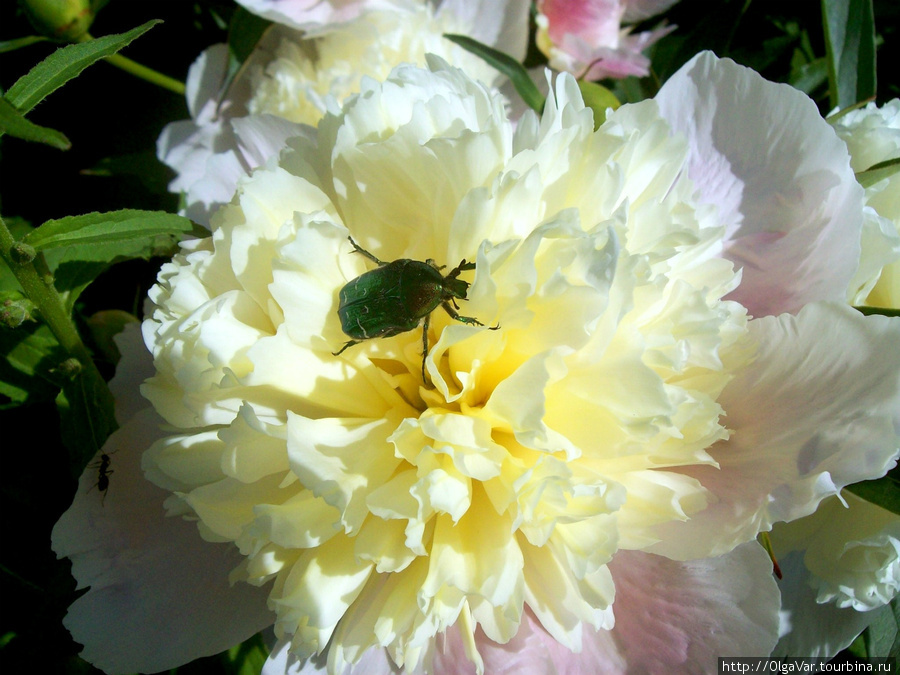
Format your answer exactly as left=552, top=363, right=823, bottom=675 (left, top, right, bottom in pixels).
left=51, top=327, right=274, bottom=673
left=656, top=52, right=865, bottom=317
left=234, top=0, right=391, bottom=30
left=775, top=551, right=893, bottom=658
left=772, top=492, right=900, bottom=657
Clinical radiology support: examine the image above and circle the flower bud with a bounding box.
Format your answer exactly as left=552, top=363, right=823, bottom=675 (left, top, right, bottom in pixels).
left=8, top=241, right=36, bottom=265
left=19, top=0, right=94, bottom=42
left=0, top=291, right=38, bottom=329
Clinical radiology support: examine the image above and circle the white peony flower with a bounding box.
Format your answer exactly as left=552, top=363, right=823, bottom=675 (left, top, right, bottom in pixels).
left=246, top=2, right=500, bottom=124
left=834, top=99, right=900, bottom=309
left=772, top=492, right=900, bottom=656
left=157, top=0, right=531, bottom=228
left=234, top=0, right=396, bottom=30
left=55, top=53, right=900, bottom=674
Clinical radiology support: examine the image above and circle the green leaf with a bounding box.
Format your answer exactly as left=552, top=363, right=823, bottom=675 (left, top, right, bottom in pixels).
left=4, top=20, right=160, bottom=115
left=0, top=321, right=66, bottom=407
left=229, top=6, right=272, bottom=64
left=0, top=97, right=71, bottom=149
left=444, top=33, right=545, bottom=113
left=854, top=305, right=900, bottom=318
left=856, top=157, right=900, bottom=189
left=848, top=630, right=868, bottom=658
left=23, top=210, right=200, bottom=254
left=577, top=80, right=620, bottom=129
left=224, top=633, right=269, bottom=675
left=846, top=467, right=900, bottom=516
left=821, top=0, right=877, bottom=110
left=0, top=36, right=50, bottom=54
left=862, top=604, right=898, bottom=658
left=789, top=57, right=828, bottom=96
left=892, top=597, right=900, bottom=660
left=56, top=360, right=117, bottom=473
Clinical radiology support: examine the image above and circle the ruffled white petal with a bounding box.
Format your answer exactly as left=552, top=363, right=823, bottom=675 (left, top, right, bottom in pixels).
left=656, top=52, right=865, bottom=317
left=648, top=302, right=900, bottom=560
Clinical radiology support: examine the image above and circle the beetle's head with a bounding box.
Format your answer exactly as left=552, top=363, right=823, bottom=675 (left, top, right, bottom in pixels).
left=443, top=276, right=470, bottom=300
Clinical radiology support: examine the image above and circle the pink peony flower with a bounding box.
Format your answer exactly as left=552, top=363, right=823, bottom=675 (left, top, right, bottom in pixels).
left=536, top=0, right=679, bottom=80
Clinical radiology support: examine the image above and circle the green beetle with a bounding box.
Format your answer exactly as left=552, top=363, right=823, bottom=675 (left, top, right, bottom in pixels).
left=333, top=236, right=494, bottom=382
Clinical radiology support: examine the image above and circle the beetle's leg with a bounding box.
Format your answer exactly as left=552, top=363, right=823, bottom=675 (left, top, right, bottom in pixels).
left=442, top=301, right=500, bottom=330
left=347, top=236, right=387, bottom=266
left=441, top=300, right=484, bottom=326
left=421, top=313, right=430, bottom=384
left=333, top=339, right=362, bottom=356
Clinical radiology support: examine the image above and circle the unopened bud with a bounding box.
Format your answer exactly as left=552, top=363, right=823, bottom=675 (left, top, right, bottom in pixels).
left=0, top=291, right=38, bottom=328
left=54, top=357, right=83, bottom=380
left=19, top=0, right=94, bottom=42
left=9, top=242, right=36, bottom=265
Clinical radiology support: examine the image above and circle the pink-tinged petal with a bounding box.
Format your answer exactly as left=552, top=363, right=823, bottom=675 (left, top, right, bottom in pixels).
left=540, top=0, right=623, bottom=48
left=606, top=544, right=780, bottom=669
left=433, top=610, right=623, bottom=675
left=158, top=39, right=305, bottom=228
left=52, top=330, right=273, bottom=674
left=773, top=551, right=884, bottom=657
left=621, top=0, right=680, bottom=23
left=234, top=0, right=393, bottom=30
left=262, top=548, right=777, bottom=672
left=428, top=545, right=778, bottom=673
left=536, top=0, right=674, bottom=79
left=437, top=0, right=532, bottom=61
left=263, top=638, right=395, bottom=674
left=158, top=111, right=304, bottom=227
left=649, top=302, right=900, bottom=560
left=580, top=23, right=675, bottom=80
left=656, top=52, right=865, bottom=317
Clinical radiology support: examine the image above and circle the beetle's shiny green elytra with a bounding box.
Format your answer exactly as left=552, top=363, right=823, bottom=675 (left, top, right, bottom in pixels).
left=333, top=236, right=494, bottom=382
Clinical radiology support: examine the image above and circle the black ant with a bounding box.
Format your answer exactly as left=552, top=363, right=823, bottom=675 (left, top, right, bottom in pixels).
left=87, top=450, right=115, bottom=503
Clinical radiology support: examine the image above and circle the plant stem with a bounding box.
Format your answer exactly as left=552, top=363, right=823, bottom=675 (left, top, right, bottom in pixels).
left=78, top=33, right=186, bottom=95
left=0, top=218, right=88, bottom=362
left=0, top=216, right=117, bottom=462
left=103, top=52, right=186, bottom=95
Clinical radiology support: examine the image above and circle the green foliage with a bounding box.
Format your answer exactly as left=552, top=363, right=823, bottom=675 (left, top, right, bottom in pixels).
left=4, top=19, right=160, bottom=114
left=228, top=5, right=271, bottom=64
left=223, top=633, right=269, bottom=675
left=856, top=156, right=900, bottom=188
left=0, top=321, right=66, bottom=406
left=0, top=97, right=70, bottom=149
left=577, top=80, right=620, bottom=128
left=846, top=466, right=900, bottom=517
left=444, top=33, right=546, bottom=113
left=848, top=600, right=899, bottom=659
left=822, top=0, right=877, bottom=109
left=55, top=358, right=117, bottom=472
left=0, top=35, right=49, bottom=54
left=855, top=306, right=900, bottom=317
left=24, top=209, right=200, bottom=254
